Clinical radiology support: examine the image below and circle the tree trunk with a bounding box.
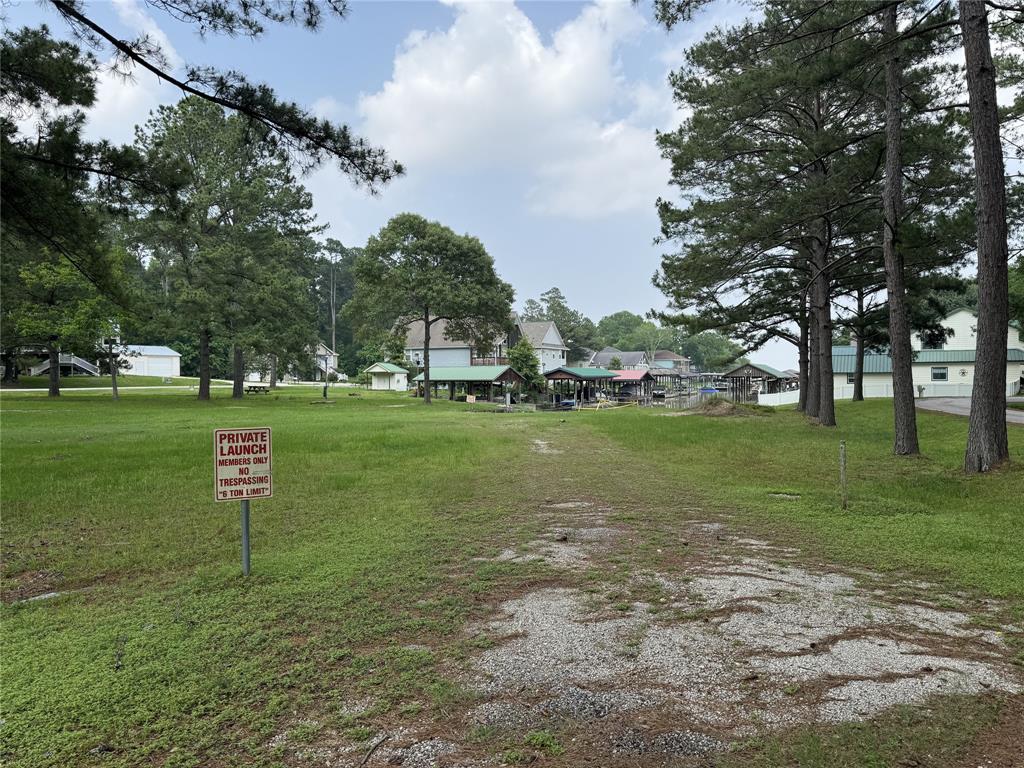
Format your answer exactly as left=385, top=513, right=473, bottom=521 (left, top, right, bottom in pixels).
left=232, top=344, right=244, bottom=399
left=269, top=354, right=278, bottom=389
left=2, top=348, right=17, bottom=383
left=961, top=0, right=1009, bottom=472
left=422, top=311, right=432, bottom=405
left=806, top=299, right=820, bottom=419
left=109, top=340, right=119, bottom=401
left=853, top=332, right=865, bottom=402
left=811, top=233, right=836, bottom=427
left=47, top=342, right=60, bottom=397
left=330, top=256, right=337, bottom=353
left=797, top=301, right=809, bottom=412
left=198, top=327, right=211, bottom=401
left=882, top=2, right=920, bottom=454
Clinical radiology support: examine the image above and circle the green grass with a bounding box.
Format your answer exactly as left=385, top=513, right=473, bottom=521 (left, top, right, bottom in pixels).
left=1009, top=402, right=1024, bottom=411
left=2, top=390, right=1020, bottom=767
left=586, top=399, right=1024, bottom=599
left=2, top=375, right=203, bottom=389
left=1, top=388, right=532, bottom=767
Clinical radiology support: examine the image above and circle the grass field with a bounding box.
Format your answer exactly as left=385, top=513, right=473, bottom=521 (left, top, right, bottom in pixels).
left=1, top=389, right=1020, bottom=767
left=587, top=399, right=1024, bottom=599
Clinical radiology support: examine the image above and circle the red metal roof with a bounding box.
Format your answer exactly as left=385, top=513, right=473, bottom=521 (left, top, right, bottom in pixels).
left=610, top=369, right=653, bottom=382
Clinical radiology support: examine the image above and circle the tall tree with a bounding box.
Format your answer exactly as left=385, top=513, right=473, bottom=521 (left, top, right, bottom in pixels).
left=596, top=311, right=646, bottom=349
left=960, top=0, right=1010, bottom=472
left=8, top=246, right=111, bottom=396
left=655, top=0, right=973, bottom=429
left=1, top=25, right=136, bottom=321
left=2, top=8, right=399, bottom=381
left=130, top=97, right=322, bottom=399
left=881, top=2, right=920, bottom=454
left=350, top=214, right=513, bottom=405
left=315, top=239, right=362, bottom=373
left=655, top=3, right=888, bottom=426
left=520, top=288, right=599, bottom=364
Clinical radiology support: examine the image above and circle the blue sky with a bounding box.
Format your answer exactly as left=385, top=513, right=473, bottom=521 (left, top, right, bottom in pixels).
left=6, top=0, right=799, bottom=366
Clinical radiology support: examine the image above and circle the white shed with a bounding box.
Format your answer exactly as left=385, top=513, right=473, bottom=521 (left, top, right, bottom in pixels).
left=122, top=345, right=181, bottom=377
left=364, top=362, right=409, bottom=391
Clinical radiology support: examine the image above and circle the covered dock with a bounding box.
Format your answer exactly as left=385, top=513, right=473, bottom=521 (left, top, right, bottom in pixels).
left=413, top=365, right=525, bottom=401
left=609, top=369, right=655, bottom=401
left=720, top=362, right=797, bottom=400
left=544, top=366, right=616, bottom=404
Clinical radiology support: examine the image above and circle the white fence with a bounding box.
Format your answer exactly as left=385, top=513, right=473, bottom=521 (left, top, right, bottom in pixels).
left=833, top=381, right=1019, bottom=399
left=757, top=379, right=1019, bottom=406
left=756, top=390, right=801, bottom=407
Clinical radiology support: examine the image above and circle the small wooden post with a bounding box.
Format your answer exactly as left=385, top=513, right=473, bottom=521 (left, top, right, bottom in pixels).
left=839, top=440, right=848, bottom=510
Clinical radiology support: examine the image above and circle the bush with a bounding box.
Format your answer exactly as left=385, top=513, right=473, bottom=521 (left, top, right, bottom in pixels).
left=508, top=338, right=545, bottom=391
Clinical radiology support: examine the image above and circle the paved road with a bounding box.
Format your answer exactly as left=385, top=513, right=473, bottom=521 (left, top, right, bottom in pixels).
left=916, top=396, right=1024, bottom=425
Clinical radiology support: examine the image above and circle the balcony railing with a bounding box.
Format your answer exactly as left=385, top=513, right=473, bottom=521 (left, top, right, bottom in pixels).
left=471, top=357, right=509, bottom=366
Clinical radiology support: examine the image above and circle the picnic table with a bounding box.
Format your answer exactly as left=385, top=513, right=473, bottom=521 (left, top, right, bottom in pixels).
left=245, top=383, right=270, bottom=394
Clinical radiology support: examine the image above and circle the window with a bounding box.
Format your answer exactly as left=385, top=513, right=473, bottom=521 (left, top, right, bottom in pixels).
left=847, top=373, right=856, bottom=384
left=931, top=367, right=948, bottom=382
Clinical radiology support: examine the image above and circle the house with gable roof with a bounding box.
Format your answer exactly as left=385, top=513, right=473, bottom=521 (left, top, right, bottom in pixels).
left=587, top=347, right=650, bottom=369
left=403, top=312, right=568, bottom=374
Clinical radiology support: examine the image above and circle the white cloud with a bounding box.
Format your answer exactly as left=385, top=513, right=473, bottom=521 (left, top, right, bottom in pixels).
left=111, top=0, right=183, bottom=70
left=355, top=0, right=672, bottom=218
left=84, top=0, right=180, bottom=145
left=528, top=121, right=663, bottom=217
left=311, top=96, right=355, bottom=124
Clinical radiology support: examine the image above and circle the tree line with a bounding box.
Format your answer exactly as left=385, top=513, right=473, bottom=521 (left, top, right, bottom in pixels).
left=1, top=2, right=400, bottom=399
left=652, top=0, right=1022, bottom=472
left=0, top=6, right=744, bottom=403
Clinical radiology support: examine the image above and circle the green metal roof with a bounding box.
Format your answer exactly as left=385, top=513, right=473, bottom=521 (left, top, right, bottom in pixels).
left=543, top=366, right=617, bottom=380
left=413, top=365, right=522, bottom=382
left=364, top=362, right=407, bottom=374
left=831, top=347, right=1024, bottom=374
left=722, top=361, right=793, bottom=379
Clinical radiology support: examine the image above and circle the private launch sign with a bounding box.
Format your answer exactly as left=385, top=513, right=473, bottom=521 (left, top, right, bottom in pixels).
left=214, top=427, right=272, bottom=501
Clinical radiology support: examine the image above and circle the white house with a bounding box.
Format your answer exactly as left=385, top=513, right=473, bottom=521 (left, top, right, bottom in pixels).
left=404, top=313, right=569, bottom=374
left=364, top=362, right=408, bottom=391
left=312, top=342, right=340, bottom=381
left=123, top=345, right=181, bottom=377
left=832, top=309, right=1024, bottom=399
left=518, top=320, right=569, bottom=372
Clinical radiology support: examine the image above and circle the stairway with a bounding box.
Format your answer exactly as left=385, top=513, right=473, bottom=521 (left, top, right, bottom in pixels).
left=29, top=354, right=100, bottom=377
left=316, top=358, right=340, bottom=379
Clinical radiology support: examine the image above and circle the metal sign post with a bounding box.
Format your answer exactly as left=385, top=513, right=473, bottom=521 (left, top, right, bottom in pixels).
left=240, top=499, right=251, bottom=576
left=214, top=427, right=272, bottom=575
left=839, top=440, right=848, bottom=510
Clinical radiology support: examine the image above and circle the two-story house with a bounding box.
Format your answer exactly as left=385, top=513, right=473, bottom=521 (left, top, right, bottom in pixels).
left=404, top=313, right=569, bottom=374
left=831, top=308, right=1024, bottom=398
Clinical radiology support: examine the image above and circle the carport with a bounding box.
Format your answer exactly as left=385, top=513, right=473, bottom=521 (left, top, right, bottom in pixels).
left=413, top=365, right=526, bottom=401
left=543, top=367, right=616, bottom=405
left=609, top=369, right=655, bottom=401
